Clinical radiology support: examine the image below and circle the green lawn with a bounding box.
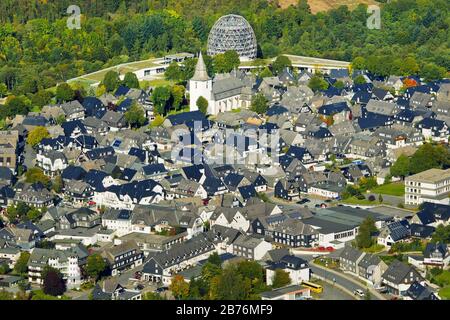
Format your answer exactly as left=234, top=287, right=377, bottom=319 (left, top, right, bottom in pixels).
left=341, top=197, right=379, bottom=206
left=371, top=182, right=405, bottom=196
left=362, top=244, right=385, bottom=253
left=167, top=106, right=190, bottom=116
left=379, top=254, right=406, bottom=265
left=439, top=286, right=450, bottom=300
left=142, top=78, right=175, bottom=88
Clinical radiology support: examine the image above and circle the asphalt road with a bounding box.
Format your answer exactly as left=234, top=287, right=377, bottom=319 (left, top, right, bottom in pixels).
left=309, top=265, right=378, bottom=300
left=295, top=254, right=383, bottom=300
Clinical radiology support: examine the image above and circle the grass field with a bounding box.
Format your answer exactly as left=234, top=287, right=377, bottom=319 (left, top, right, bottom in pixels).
left=341, top=197, right=379, bottom=206
left=277, top=0, right=379, bottom=13
left=439, top=286, right=450, bottom=300
left=371, top=182, right=405, bottom=196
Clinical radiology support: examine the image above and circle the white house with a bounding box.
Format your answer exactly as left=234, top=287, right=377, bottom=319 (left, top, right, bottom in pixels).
left=232, top=234, right=272, bottom=261
left=266, top=255, right=310, bottom=286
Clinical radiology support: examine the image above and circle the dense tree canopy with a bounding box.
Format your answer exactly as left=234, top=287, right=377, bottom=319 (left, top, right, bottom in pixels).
left=196, top=96, right=209, bottom=115
left=390, top=144, right=450, bottom=178
left=42, top=266, right=66, bottom=296
left=0, top=0, right=447, bottom=103
left=251, top=93, right=268, bottom=114
left=122, top=72, right=140, bottom=89
left=27, top=126, right=50, bottom=147
left=125, top=102, right=146, bottom=128
left=355, top=216, right=377, bottom=249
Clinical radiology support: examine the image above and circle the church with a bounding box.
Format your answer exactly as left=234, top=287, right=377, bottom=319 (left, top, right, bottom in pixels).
left=189, top=53, right=248, bottom=115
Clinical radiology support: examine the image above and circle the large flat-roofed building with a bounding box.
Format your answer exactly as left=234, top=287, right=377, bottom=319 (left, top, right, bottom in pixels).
left=405, top=168, right=450, bottom=206
left=302, top=206, right=391, bottom=248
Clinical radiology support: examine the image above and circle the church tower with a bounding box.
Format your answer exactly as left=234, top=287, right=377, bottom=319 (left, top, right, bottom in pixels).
left=189, top=52, right=212, bottom=112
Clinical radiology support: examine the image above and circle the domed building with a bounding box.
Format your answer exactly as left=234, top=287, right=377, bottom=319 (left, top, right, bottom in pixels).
left=207, top=14, right=257, bottom=61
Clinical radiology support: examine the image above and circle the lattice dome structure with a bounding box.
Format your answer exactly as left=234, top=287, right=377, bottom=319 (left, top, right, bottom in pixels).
left=207, top=14, right=257, bottom=61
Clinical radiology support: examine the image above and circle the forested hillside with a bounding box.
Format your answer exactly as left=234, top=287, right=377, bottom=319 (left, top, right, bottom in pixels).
left=0, top=0, right=448, bottom=96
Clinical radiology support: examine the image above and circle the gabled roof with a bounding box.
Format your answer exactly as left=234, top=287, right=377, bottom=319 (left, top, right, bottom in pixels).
left=409, top=223, right=435, bottom=238
left=406, top=281, right=438, bottom=300
left=62, top=165, right=87, bottom=181
left=142, top=163, right=167, bottom=176
left=382, top=260, right=420, bottom=284
left=61, top=120, right=87, bottom=137
left=238, top=185, right=256, bottom=200
left=339, top=246, right=364, bottom=263
left=423, top=242, right=448, bottom=259
left=114, top=85, right=131, bottom=98
left=386, top=220, right=410, bottom=241
left=266, top=104, right=289, bottom=117
left=166, top=111, right=206, bottom=126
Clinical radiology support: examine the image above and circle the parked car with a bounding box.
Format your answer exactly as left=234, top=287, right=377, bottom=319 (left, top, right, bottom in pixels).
left=155, top=286, right=168, bottom=293
left=135, top=284, right=145, bottom=290
left=297, top=199, right=310, bottom=205
left=353, top=289, right=365, bottom=297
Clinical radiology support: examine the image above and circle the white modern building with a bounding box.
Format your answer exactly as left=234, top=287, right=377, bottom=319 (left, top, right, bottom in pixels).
left=405, top=168, right=450, bottom=205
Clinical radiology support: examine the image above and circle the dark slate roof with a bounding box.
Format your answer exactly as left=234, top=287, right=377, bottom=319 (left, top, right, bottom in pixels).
left=406, top=281, right=439, bottom=300
left=339, top=246, right=364, bottom=263
left=258, top=122, right=279, bottom=134
left=266, top=104, right=289, bottom=116
left=351, top=91, right=372, bottom=104
left=223, top=173, right=245, bottom=190
left=120, top=168, right=137, bottom=182
left=61, top=120, right=87, bottom=137
left=166, top=111, right=206, bottom=126
left=422, top=202, right=450, bottom=221
left=417, top=118, right=446, bottom=131
left=318, top=102, right=349, bottom=116
left=423, top=242, right=447, bottom=259
left=409, top=224, right=435, bottom=238
left=0, top=167, right=13, bottom=181
left=415, top=210, right=436, bottom=225
left=86, top=146, right=115, bottom=161
left=22, top=115, right=48, bottom=127
left=182, top=164, right=204, bottom=182
left=280, top=255, right=308, bottom=269
left=322, top=86, right=344, bottom=97
left=382, top=260, right=419, bottom=284
left=74, top=134, right=98, bottom=150
left=117, top=98, right=133, bottom=112
left=238, top=185, right=257, bottom=200
left=286, top=146, right=312, bottom=161
left=394, top=108, right=415, bottom=123
left=107, top=179, right=161, bottom=202
left=82, top=97, right=105, bottom=117
left=84, top=170, right=109, bottom=191
left=358, top=112, right=392, bottom=130
left=387, top=220, right=410, bottom=241
left=128, top=147, right=147, bottom=163
left=114, top=85, right=130, bottom=98
left=330, top=69, right=349, bottom=78
left=203, top=176, right=225, bottom=195
left=142, top=164, right=167, bottom=176
left=372, top=87, right=390, bottom=100
left=62, top=165, right=87, bottom=181
left=420, top=202, right=450, bottom=221
left=353, top=83, right=373, bottom=92
left=308, top=127, right=332, bottom=139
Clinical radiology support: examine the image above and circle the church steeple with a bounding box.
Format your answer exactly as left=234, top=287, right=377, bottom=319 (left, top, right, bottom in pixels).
left=192, top=52, right=210, bottom=81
